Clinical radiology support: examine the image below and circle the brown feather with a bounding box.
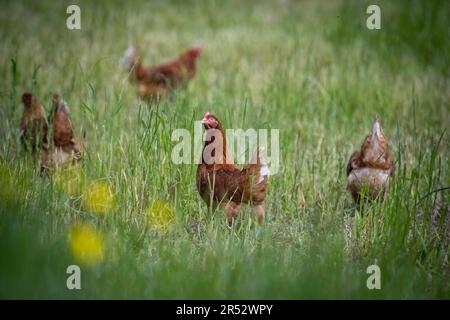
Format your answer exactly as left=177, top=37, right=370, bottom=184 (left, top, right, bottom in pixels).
left=20, top=92, right=48, bottom=158
left=40, top=94, right=85, bottom=171
left=52, top=94, right=75, bottom=152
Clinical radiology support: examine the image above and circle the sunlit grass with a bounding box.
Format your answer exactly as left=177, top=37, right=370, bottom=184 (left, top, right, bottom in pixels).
left=53, top=165, right=86, bottom=197
left=147, top=199, right=176, bottom=233
left=0, top=0, right=448, bottom=299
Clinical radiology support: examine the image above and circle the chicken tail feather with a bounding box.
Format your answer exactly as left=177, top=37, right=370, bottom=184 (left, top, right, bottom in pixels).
left=247, top=147, right=270, bottom=184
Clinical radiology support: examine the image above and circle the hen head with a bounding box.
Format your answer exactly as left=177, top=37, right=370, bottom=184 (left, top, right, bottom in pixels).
left=184, top=47, right=202, bottom=61
left=22, top=92, right=33, bottom=109
left=52, top=93, right=68, bottom=110
left=360, top=115, right=390, bottom=167
left=52, top=93, right=61, bottom=104
left=200, top=112, right=228, bottom=164
left=201, top=112, right=221, bottom=130
left=120, top=45, right=138, bottom=70
left=180, top=47, right=202, bottom=68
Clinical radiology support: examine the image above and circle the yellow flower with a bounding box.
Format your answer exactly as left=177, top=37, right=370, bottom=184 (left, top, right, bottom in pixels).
left=147, top=200, right=175, bottom=233
left=53, top=165, right=85, bottom=197
left=82, top=181, right=115, bottom=214
left=68, top=223, right=104, bottom=266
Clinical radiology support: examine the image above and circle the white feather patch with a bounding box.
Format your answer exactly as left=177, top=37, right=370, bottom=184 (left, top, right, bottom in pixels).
left=259, top=165, right=270, bottom=183
left=256, top=147, right=269, bottom=184
left=121, top=46, right=136, bottom=65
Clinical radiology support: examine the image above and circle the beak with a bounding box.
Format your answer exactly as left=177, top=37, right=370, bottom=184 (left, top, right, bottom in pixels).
left=201, top=118, right=211, bottom=129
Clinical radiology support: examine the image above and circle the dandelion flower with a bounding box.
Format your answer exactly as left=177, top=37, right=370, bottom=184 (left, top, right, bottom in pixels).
left=147, top=200, right=175, bottom=233
left=68, top=223, right=104, bottom=266
left=82, top=181, right=115, bottom=214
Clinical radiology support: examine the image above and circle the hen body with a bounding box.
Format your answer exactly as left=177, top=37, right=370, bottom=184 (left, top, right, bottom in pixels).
left=20, top=92, right=48, bottom=158
left=41, top=94, right=84, bottom=170
left=346, top=116, right=395, bottom=204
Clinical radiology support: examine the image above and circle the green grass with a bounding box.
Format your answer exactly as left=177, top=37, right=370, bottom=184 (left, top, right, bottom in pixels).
left=0, top=0, right=449, bottom=299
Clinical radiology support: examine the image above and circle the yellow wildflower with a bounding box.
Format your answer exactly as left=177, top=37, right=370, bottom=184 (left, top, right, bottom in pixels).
left=147, top=200, right=175, bottom=233
left=68, top=223, right=104, bottom=266
left=82, top=181, right=115, bottom=214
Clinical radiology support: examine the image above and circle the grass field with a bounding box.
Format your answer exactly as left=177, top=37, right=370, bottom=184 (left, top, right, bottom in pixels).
left=0, top=0, right=449, bottom=299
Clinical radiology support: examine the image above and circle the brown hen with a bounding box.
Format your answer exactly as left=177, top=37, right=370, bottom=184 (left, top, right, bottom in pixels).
left=196, top=112, right=269, bottom=225
left=121, top=46, right=202, bottom=101
left=346, top=116, right=395, bottom=204
left=20, top=92, right=48, bottom=158
left=41, top=94, right=85, bottom=170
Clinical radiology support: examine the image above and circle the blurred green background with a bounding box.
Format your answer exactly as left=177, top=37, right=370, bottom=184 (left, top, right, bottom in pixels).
left=0, top=0, right=449, bottom=299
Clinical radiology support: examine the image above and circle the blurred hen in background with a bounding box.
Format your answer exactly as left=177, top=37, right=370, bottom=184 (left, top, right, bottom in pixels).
left=121, top=46, right=202, bottom=101
left=19, top=92, right=49, bottom=159
left=41, top=94, right=85, bottom=171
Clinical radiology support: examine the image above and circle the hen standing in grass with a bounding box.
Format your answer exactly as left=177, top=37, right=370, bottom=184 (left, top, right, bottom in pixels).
left=41, top=94, right=85, bottom=170
left=121, top=46, right=202, bottom=101
left=20, top=92, right=48, bottom=158
left=196, top=112, right=269, bottom=225
left=346, top=116, right=395, bottom=204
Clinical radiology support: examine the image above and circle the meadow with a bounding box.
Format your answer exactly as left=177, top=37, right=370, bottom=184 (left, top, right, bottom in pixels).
left=0, top=0, right=449, bottom=299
